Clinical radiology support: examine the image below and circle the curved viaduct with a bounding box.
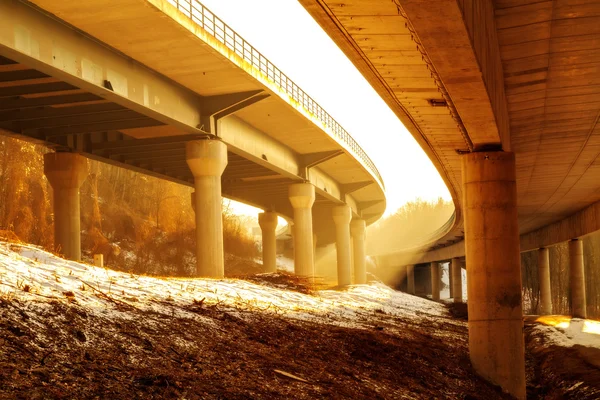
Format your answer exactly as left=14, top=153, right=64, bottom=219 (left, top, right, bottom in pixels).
left=0, top=0, right=385, bottom=284
left=300, top=0, right=600, bottom=398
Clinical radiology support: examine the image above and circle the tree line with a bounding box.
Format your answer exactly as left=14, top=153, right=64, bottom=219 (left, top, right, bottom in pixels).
left=0, top=137, right=257, bottom=276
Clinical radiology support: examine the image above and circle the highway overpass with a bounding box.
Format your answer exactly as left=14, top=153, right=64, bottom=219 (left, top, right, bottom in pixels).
left=300, top=0, right=600, bottom=398
left=0, top=0, right=385, bottom=284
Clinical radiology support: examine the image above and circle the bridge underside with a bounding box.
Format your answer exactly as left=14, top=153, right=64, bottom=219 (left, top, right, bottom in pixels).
left=0, top=54, right=350, bottom=244
left=0, top=0, right=389, bottom=247
left=301, top=0, right=600, bottom=255
left=300, top=1, right=600, bottom=398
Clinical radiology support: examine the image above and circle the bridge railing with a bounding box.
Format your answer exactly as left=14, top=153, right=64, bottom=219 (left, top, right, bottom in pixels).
left=166, top=0, right=384, bottom=189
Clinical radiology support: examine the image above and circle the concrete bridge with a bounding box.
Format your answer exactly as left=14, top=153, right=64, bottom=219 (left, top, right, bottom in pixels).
left=300, top=0, right=600, bottom=398
left=0, top=0, right=385, bottom=284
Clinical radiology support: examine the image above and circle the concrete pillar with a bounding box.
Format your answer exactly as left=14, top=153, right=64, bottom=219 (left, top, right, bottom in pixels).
left=430, top=262, right=440, bottom=301
left=406, top=265, right=415, bottom=294
left=463, top=151, right=525, bottom=399
left=44, top=152, right=88, bottom=261
left=313, top=233, right=317, bottom=257
left=569, top=239, right=587, bottom=318
left=449, top=264, right=454, bottom=298
left=451, top=258, right=463, bottom=303
left=350, top=219, right=367, bottom=284
left=186, top=139, right=227, bottom=278
left=288, top=183, right=315, bottom=277
left=258, top=211, right=278, bottom=273
left=538, top=247, right=552, bottom=315
left=332, top=205, right=352, bottom=286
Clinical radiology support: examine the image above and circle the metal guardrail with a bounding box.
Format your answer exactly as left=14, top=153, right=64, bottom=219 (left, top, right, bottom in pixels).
left=166, top=0, right=384, bottom=189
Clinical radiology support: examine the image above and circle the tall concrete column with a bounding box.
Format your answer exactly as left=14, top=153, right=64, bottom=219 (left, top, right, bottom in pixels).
left=44, top=152, right=88, bottom=261
left=538, top=247, right=552, bottom=315
left=463, top=151, right=525, bottom=399
left=451, top=258, right=463, bottom=303
left=332, top=205, right=352, bottom=286
left=289, top=183, right=315, bottom=277
left=569, top=239, right=587, bottom=318
left=258, top=211, right=278, bottom=273
left=449, top=265, right=454, bottom=298
left=430, top=262, right=440, bottom=301
left=407, top=265, right=415, bottom=294
left=186, top=139, right=227, bottom=278
left=350, top=219, right=367, bottom=284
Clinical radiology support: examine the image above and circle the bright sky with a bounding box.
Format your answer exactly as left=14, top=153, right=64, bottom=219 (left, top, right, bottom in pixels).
left=202, top=0, right=450, bottom=218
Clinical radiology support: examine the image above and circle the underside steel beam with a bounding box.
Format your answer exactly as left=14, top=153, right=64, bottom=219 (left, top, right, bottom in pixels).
left=199, top=90, right=270, bottom=134
left=0, top=92, right=102, bottom=111
left=0, top=0, right=205, bottom=134
left=0, top=102, right=124, bottom=122
left=34, top=118, right=164, bottom=138
left=300, top=150, right=344, bottom=169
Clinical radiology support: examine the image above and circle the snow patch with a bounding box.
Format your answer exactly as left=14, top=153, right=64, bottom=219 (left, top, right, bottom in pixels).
left=0, top=242, right=448, bottom=330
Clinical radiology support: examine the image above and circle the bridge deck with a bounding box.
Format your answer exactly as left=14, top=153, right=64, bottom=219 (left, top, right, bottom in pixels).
left=0, top=0, right=387, bottom=246
left=300, top=0, right=600, bottom=253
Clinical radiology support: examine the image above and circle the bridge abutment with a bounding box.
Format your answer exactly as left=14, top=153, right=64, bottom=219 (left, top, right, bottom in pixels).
left=350, top=219, right=366, bottom=284
left=463, top=151, right=525, bottom=399
left=538, top=247, right=552, bottom=315
left=258, top=211, right=278, bottom=273
left=44, top=152, right=88, bottom=261
left=186, top=139, right=228, bottom=278
left=451, top=258, right=462, bottom=303
left=569, top=239, right=587, bottom=318
left=332, top=205, right=352, bottom=286
left=289, top=183, right=315, bottom=277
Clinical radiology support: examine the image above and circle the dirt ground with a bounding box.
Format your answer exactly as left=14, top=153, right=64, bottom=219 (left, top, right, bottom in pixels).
left=524, top=323, right=600, bottom=400
left=0, top=276, right=598, bottom=399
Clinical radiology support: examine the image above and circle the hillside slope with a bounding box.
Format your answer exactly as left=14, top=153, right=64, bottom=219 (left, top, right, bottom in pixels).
left=0, top=242, right=598, bottom=399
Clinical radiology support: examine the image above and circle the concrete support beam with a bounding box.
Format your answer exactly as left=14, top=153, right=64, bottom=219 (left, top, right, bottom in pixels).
left=350, top=219, right=367, bottom=284
left=258, top=211, right=278, bottom=273
left=186, top=139, right=227, bottom=278
left=430, top=262, right=440, bottom=301
left=463, top=151, right=525, bottom=399
left=538, top=247, right=552, bottom=315
left=0, top=0, right=204, bottom=134
left=451, top=257, right=463, bottom=303
left=332, top=205, right=352, bottom=286
left=569, top=239, right=587, bottom=319
left=44, top=152, right=88, bottom=261
left=289, top=183, right=315, bottom=277
left=407, top=265, right=415, bottom=294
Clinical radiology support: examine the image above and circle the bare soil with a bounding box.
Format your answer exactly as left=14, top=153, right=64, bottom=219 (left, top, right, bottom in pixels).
left=524, top=322, right=600, bottom=399
left=0, top=276, right=598, bottom=399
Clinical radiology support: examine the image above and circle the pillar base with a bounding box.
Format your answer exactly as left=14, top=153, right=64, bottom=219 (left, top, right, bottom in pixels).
left=333, top=205, right=352, bottom=286
left=44, top=152, right=88, bottom=261
left=289, top=183, right=315, bottom=277
left=463, top=151, right=525, bottom=399
left=451, top=258, right=462, bottom=303
left=186, top=139, right=227, bottom=278
left=351, top=219, right=366, bottom=284
left=569, top=239, right=587, bottom=319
